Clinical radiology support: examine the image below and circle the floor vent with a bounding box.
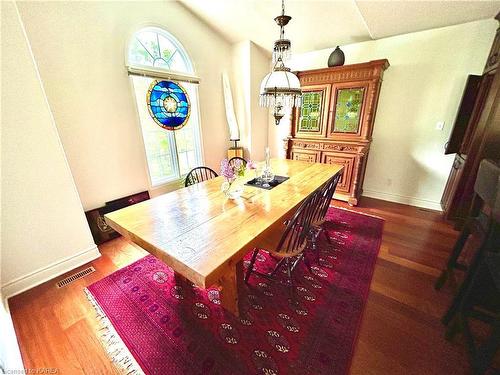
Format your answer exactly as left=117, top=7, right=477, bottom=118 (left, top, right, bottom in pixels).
left=56, top=266, right=95, bottom=288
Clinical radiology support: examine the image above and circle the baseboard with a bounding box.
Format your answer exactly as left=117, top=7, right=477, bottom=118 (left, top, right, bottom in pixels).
left=1, top=245, right=101, bottom=301
left=362, top=189, right=442, bottom=211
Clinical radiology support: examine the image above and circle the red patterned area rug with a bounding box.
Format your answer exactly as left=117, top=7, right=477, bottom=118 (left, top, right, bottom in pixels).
left=86, top=207, right=383, bottom=375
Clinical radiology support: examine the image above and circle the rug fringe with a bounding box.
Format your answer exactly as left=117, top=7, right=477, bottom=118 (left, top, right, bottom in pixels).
left=84, top=288, right=145, bottom=375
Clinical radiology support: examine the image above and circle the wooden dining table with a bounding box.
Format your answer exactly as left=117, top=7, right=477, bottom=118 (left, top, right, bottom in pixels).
left=104, top=158, right=343, bottom=316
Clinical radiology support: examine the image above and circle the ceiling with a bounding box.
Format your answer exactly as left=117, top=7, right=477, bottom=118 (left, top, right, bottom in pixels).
left=180, top=0, right=499, bottom=53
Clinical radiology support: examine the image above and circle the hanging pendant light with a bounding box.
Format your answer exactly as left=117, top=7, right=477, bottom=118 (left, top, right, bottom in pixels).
left=259, top=0, right=301, bottom=125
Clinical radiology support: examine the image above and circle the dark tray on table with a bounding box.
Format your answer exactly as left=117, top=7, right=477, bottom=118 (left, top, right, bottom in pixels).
left=245, top=175, right=289, bottom=190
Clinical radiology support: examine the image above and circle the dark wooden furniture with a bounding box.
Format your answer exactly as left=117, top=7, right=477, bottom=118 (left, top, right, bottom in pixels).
left=444, top=75, right=483, bottom=155
left=285, top=59, right=389, bottom=205
left=84, top=191, right=150, bottom=245
left=442, top=14, right=500, bottom=223
left=105, top=191, right=150, bottom=210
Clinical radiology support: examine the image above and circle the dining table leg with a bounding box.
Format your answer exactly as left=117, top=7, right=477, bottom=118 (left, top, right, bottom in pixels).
left=219, top=260, right=244, bottom=317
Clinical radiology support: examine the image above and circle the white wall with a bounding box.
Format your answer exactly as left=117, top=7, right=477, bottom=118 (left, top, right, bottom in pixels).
left=269, top=107, right=293, bottom=160
left=231, top=41, right=271, bottom=161
left=249, top=42, right=272, bottom=161
left=283, top=20, right=497, bottom=209
left=1, top=1, right=99, bottom=298
left=16, top=1, right=237, bottom=210
left=232, top=41, right=252, bottom=155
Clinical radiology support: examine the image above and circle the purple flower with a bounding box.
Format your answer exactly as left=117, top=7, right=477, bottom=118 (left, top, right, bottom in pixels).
left=220, top=159, right=235, bottom=180
left=233, top=159, right=243, bottom=170
left=246, top=160, right=256, bottom=170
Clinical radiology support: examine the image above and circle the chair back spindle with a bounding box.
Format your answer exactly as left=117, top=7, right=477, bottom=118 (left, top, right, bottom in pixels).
left=228, top=157, right=247, bottom=169
left=185, top=167, right=218, bottom=187
left=276, top=190, right=321, bottom=257
left=313, top=174, right=341, bottom=226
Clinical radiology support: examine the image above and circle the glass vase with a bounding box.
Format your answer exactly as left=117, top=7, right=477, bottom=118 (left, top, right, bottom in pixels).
left=222, top=178, right=243, bottom=199
left=262, top=147, right=274, bottom=188
left=265, top=146, right=271, bottom=170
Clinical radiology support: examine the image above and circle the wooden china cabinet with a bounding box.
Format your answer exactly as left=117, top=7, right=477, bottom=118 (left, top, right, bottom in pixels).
left=285, top=59, right=389, bottom=205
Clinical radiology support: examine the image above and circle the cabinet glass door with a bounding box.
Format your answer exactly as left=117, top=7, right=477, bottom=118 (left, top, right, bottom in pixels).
left=299, top=92, right=322, bottom=131
left=333, top=88, right=365, bottom=133
left=294, top=84, right=331, bottom=138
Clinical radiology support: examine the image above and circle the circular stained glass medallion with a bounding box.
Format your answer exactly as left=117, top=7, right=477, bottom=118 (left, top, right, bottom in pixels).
left=147, top=80, right=190, bottom=130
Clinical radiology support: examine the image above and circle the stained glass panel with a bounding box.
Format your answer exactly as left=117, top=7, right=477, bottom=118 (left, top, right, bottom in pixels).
left=298, top=91, right=322, bottom=132
left=333, top=88, right=364, bottom=133
left=128, top=28, right=191, bottom=73
left=147, top=80, right=190, bottom=131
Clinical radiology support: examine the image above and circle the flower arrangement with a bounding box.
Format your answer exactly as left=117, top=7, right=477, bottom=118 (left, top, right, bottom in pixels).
left=220, top=158, right=245, bottom=182
left=220, top=159, right=256, bottom=198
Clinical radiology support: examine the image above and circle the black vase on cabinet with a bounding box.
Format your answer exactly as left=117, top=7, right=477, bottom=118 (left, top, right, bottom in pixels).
left=327, top=46, right=345, bottom=67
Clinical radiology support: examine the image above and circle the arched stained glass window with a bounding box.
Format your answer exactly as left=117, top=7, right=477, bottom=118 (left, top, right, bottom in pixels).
left=127, top=27, right=202, bottom=187
left=128, top=27, right=193, bottom=73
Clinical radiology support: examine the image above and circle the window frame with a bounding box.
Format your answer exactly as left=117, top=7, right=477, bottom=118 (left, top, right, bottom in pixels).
left=126, top=26, right=204, bottom=189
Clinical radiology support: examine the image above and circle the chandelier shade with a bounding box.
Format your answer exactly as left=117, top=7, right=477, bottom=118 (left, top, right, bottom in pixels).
left=259, top=65, right=301, bottom=108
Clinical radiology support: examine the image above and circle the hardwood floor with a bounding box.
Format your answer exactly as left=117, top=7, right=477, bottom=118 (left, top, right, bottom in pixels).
left=8, top=197, right=480, bottom=374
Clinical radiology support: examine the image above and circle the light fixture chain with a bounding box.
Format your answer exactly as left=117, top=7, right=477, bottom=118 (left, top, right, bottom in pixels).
left=280, top=0, right=285, bottom=39
left=259, top=0, right=302, bottom=124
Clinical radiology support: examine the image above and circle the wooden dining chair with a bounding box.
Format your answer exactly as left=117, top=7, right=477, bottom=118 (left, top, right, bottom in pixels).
left=445, top=251, right=500, bottom=374
left=228, top=156, right=247, bottom=169
left=184, top=166, right=218, bottom=187
left=436, top=159, right=500, bottom=291
left=244, top=190, right=321, bottom=298
left=309, top=173, right=342, bottom=261
left=440, top=159, right=500, bottom=337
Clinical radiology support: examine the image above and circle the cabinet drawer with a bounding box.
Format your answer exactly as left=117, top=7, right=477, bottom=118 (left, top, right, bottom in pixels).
left=291, top=149, right=320, bottom=163
left=321, top=152, right=355, bottom=193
